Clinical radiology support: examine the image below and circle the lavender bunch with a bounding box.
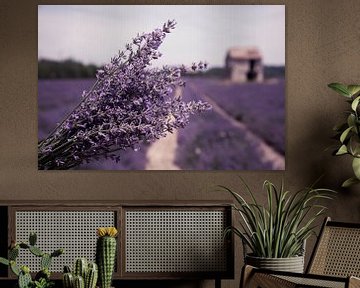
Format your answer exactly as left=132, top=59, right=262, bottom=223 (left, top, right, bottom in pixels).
left=38, top=20, right=211, bottom=170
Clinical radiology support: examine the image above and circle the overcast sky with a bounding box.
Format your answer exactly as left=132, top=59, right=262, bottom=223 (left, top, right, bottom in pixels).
left=38, top=5, right=285, bottom=68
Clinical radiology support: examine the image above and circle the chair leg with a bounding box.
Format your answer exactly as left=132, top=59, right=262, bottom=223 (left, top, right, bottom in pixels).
left=240, top=265, right=255, bottom=288
left=215, top=278, right=221, bottom=288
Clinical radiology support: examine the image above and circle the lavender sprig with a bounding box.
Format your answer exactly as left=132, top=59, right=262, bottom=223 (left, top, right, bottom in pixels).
left=38, top=20, right=211, bottom=170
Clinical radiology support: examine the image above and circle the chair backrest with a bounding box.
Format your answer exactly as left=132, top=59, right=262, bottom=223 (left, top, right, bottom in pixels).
left=307, top=217, right=360, bottom=277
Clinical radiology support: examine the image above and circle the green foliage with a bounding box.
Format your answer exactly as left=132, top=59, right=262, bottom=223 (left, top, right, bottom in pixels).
left=329, top=83, right=360, bottom=187
left=74, top=275, right=85, bottom=288
left=0, top=232, right=64, bottom=288
left=10, top=260, right=21, bottom=276
left=50, top=248, right=64, bottom=258
left=96, top=236, right=117, bottom=288
left=19, top=271, right=32, bottom=288
left=35, top=268, right=50, bottom=282
left=40, top=254, right=52, bottom=270
left=38, top=59, right=98, bottom=79
left=263, top=65, right=285, bottom=79
left=85, top=263, right=98, bottom=288
left=187, top=66, right=285, bottom=80
left=0, top=257, right=9, bottom=266
left=63, top=272, right=74, bottom=288
left=32, top=278, right=54, bottom=288
left=74, top=258, right=87, bottom=279
left=9, top=247, right=19, bottom=260
left=221, top=178, right=335, bottom=258
left=63, top=259, right=98, bottom=288
left=29, top=232, right=37, bottom=246
left=29, top=246, right=44, bottom=257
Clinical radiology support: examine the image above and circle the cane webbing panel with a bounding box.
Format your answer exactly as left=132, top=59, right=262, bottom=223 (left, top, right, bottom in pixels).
left=249, top=273, right=297, bottom=288
left=125, top=210, right=227, bottom=273
left=309, top=226, right=360, bottom=277
left=15, top=211, right=115, bottom=272
left=276, top=275, right=345, bottom=288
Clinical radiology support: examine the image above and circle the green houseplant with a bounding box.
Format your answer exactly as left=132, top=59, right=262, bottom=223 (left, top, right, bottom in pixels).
left=62, top=258, right=98, bottom=288
left=0, top=232, right=63, bottom=288
left=328, top=83, right=360, bottom=187
left=221, top=179, right=334, bottom=272
left=96, top=227, right=117, bottom=288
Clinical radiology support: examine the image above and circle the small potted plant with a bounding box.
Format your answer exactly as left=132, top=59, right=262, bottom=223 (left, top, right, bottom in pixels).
left=62, top=258, right=98, bottom=288
left=96, top=227, right=118, bottom=288
left=328, top=83, right=360, bottom=187
left=0, top=232, right=64, bottom=288
left=221, top=179, right=334, bottom=273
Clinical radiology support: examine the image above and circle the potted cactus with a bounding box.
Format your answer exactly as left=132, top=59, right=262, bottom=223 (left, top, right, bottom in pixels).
left=0, top=232, right=63, bottom=288
left=62, top=258, right=98, bottom=288
left=96, top=227, right=118, bottom=288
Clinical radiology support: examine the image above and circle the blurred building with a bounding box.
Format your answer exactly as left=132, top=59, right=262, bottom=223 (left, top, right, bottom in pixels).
left=225, top=47, right=264, bottom=83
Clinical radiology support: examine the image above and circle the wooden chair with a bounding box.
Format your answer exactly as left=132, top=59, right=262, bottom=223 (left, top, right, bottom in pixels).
left=241, top=217, right=360, bottom=288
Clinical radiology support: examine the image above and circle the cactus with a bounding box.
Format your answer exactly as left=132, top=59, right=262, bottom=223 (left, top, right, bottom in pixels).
left=29, top=245, right=44, bottom=257
left=10, top=260, right=20, bottom=276
left=63, top=272, right=74, bottom=288
left=41, top=253, right=52, bottom=270
left=18, top=268, right=32, bottom=288
left=96, top=227, right=118, bottom=288
left=63, top=260, right=98, bottom=288
left=64, top=265, right=72, bottom=273
left=74, top=275, right=85, bottom=288
left=29, top=232, right=37, bottom=246
left=9, top=246, right=19, bottom=260
left=85, top=263, right=98, bottom=288
left=74, top=258, right=88, bottom=279
left=19, top=243, right=30, bottom=249
left=62, top=265, right=74, bottom=288
left=35, top=268, right=50, bottom=281
left=51, top=248, right=64, bottom=257
left=0, top=257, right=9, bottom=266
left=0, top=232, right=64, bottom=288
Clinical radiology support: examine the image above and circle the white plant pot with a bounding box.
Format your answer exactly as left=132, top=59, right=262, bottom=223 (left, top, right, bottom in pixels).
left=245, top=254, right=305, bottom=273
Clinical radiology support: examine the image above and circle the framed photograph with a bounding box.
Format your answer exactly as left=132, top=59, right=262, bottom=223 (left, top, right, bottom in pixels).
left=38, top=5, right=285, bottom=170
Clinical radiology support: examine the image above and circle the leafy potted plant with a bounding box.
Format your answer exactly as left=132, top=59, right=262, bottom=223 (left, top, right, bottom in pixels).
left=328, top=83, right=360, bottom=187
left=221, top=179, right=334, bottom=273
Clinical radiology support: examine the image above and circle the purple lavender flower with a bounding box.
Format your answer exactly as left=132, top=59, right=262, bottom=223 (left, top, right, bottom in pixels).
left=38, top=20, right=211, bottom=170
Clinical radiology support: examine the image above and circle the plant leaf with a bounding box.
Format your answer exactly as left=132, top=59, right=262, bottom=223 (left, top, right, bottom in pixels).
left=333, top=122, right=348, bottom=132
left=347, top=85, right=360, bottom=97
left=340, top=126, right=353, bottom=143
left=336, top=145, right=348, bottom=155
left=10, top=261, right=20, bottom=276
left=0, top=257, right=9, bottom=266
left=347, top=114, right=356, bottom=129
left=222, top=179, right=335, bottom=258
left=349, top=135, right=360, bottom=156
left=342, top=177, right=360, bottom=187
left=351, top=96, right=360, bottom=111
left=328, top=83, right=350, bottom=97
left=352, top=157, right=360, bottom=179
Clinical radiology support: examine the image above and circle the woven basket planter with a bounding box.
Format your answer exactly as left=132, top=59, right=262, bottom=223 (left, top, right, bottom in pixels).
left=245, top=254, right=305, bottom=273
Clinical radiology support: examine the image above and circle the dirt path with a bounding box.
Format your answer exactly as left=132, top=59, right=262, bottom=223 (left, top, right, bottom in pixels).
left=145, top=130, right=180, bottom=170
left=145, top=83, right=285, bottom=170
left=145, top=88, right=182, bottom=170
left=188, top=83, right=285, bottom=170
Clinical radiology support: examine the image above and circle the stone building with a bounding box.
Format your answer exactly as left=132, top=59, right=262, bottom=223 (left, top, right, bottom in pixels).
left=225, top=47, right=264, bottom=83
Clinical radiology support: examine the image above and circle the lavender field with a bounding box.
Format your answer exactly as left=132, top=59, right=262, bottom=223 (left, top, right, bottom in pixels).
left=38, top=77, right=285, bottom=170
